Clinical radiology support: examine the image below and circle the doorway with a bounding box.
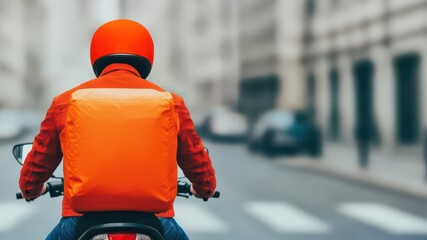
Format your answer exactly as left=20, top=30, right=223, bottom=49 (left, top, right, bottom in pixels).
left=352, top=60, right=380, bottom=145
left=393, top=53, right=421, bottom=144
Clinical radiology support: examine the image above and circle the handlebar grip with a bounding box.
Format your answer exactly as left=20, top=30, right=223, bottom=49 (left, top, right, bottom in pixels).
left=203, top=191, right=220, bottom=201
left=177, top=182, right=192, bottom=195
left=16, top=192, right=23, bottom=199
left=212, top=191, right=220, bottom=198
left=47, top=181, right=63, bottom=198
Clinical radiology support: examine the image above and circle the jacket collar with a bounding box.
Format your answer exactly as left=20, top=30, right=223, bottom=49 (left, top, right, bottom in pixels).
left=99, top=63, right=142, bottom=78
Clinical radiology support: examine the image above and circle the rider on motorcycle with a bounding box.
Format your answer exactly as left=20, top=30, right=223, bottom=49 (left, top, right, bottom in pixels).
left=19, top=19, right=217, bottom=240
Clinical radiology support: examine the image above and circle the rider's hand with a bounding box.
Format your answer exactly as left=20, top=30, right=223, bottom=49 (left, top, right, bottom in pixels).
left=23, top=183, right=47, bottom=200
left=190, top=184, right=213, bottom=198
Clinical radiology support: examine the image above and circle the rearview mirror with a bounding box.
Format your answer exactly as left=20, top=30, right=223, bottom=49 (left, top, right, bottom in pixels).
left=12, top=143, right=33, bottom=165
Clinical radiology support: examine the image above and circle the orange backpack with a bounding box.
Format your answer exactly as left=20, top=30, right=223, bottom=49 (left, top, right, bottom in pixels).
left=62, top=88, right=178, bottom=213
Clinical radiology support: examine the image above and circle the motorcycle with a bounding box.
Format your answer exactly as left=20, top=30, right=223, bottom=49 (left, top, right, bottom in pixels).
left=12, top=143, right=220, bottom=240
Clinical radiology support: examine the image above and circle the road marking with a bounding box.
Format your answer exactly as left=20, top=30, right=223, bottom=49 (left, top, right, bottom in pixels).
left=244, top=201, right=332, bottom=234
left=0, top=202, right=36, bottom=232
left=338, top=203, right=427, bottom=234
left=174, top=203, right=228, bottom=233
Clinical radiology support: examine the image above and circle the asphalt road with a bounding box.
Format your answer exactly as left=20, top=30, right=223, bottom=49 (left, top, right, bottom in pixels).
left=1, top=132, right=427, bottom=240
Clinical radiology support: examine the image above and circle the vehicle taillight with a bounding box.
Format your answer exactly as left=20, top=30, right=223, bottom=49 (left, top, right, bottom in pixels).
left=108, top=233, right=137, bottom=240
left=91, top=233, right=152, bottom=240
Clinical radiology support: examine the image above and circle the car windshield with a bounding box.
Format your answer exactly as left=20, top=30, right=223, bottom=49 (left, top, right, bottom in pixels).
left=265, top=111, right=295, bottom=129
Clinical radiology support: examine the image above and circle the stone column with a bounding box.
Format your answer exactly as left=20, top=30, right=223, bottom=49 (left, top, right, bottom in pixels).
left=275, top=0, right=305, bottom=109
left=337, top=54, right=356, bottom=144
left=371, top=46, right=395, bottom=150
left=314, top=58, right=330, bottom=132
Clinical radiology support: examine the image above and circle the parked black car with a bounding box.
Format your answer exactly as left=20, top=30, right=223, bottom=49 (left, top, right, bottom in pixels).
left=248, top=110, right=322, bottom=157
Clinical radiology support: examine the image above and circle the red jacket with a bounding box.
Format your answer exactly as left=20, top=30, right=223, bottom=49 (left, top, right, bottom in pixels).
left=19, top=63, right=216, bottom=218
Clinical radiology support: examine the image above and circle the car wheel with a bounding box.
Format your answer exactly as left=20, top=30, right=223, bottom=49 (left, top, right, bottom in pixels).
left=248, top=140, right=259, bottom=153
left=262, top=130, right=276, bottom=158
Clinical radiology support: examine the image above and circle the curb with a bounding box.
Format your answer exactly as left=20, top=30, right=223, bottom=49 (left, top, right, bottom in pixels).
left=278, top=157, right=427, bottom=200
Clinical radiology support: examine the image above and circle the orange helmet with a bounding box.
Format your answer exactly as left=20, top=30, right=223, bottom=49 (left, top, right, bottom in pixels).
left=90, top=19, right=154, bottom=78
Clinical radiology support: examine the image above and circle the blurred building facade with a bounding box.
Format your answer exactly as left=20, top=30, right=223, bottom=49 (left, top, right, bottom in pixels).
left=235, top=0, right=427, bottom=152
left=156, top=0, right=238, bottom=113
left=301, top=0, right=427, bottom=150
left=0, top=0, right=237, bottom=114
left=0, top=1, right=27, bottom=108
left=237, top=0, right=305, bottom=123
left=237, top=0, right=278, bottom=122
left=122, top=0, right=239, bottom=114
left=4, top=0, right=427, bottom=152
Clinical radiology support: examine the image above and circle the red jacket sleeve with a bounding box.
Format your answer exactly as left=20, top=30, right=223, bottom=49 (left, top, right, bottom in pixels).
left=19, top=100, right=63, bottom=198
left=175, top=97, right=216, bottom=197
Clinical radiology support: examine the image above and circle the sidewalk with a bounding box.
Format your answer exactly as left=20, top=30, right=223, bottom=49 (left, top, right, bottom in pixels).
left=279, top=143, right=427, bottom=199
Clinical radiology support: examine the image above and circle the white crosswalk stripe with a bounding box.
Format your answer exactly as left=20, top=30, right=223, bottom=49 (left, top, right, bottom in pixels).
left=174, top=203, right=229, bottom=233
left=0, top=202, right=36, bottom=232
left=2, top=199, right=427, bottom=236
left=338, top=203, right=427, bottom=234
left=244, top=201, right=332, bottom=234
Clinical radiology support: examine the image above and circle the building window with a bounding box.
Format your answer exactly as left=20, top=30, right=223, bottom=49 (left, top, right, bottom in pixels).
left=305, top=0, right=316, bottom=17
left=238, top=75, right=279, bottom=122
left=195, top=14, right=209, bottom=33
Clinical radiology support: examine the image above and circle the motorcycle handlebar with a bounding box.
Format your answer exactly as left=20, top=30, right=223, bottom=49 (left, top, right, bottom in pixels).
left=17, top=180, right=220, bottom=200
left=177, top=180, right=220, bottom=201
left=16, top=180, right=60, bottom=201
